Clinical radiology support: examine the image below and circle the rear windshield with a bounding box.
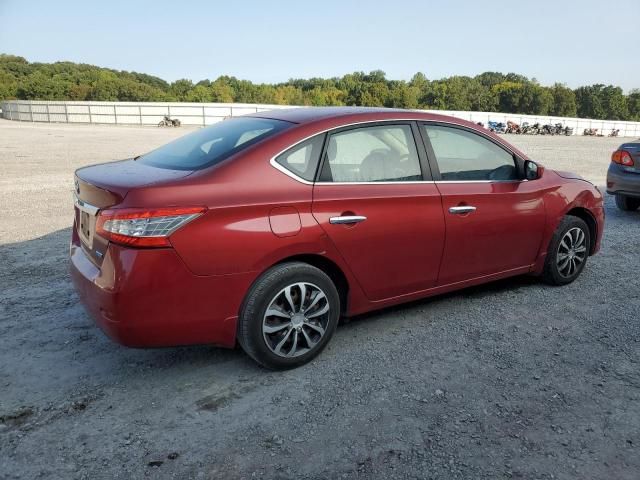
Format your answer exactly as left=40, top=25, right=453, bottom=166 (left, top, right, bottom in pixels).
left=137, top=117, right=292, bottom=170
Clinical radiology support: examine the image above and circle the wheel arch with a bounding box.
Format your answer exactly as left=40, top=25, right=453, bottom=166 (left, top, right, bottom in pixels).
left=273, top=254, right=350, bottom=314
left=566, top=207, right=597, bottom=255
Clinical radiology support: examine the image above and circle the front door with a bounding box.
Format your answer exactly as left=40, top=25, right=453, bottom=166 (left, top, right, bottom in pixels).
left=311, top=123, right=446, bottom=301
left=420, top=123, right=546, bottom=285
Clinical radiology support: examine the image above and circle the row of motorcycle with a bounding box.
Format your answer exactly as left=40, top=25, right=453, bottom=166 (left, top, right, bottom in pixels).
left=583, top=128, right=620, bottom=137
left=482, top=121, right=621, bottom=137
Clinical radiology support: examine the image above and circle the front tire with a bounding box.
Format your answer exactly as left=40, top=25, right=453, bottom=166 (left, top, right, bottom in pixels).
left=542, top=216, right=590, bottom=286
left=238, top=262, right=340, bottom=369
left=615, top=194, right=640, bottom=211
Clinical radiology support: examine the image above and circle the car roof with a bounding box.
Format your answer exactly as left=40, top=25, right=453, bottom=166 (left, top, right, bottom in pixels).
left=248, top=107, right=530, bottom=160
left=250, top=106, right=455, bottom=124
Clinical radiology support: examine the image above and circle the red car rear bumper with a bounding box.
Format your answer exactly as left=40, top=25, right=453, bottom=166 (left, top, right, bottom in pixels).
left=69, top=227, right=254, bottom=348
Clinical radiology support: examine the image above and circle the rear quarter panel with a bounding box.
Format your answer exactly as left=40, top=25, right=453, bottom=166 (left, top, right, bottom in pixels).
left=120, top=127, right=370, bottom=314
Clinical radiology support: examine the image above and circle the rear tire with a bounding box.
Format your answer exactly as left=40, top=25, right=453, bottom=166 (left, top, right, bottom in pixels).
left=238, top=262, right=340, bottom=370
left=615, top=194, right=640, bottom=211
left=542, top=216, right=590, bottom=286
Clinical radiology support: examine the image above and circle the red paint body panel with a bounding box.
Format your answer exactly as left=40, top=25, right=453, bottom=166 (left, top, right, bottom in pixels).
left=435, top=180, right=546, bottom=284
left=312, top=183, right=445, bottom=300
left=69, top=107, right=604, bottom=349
left=269, top=206, right=301, bottom=237
left=70, top=225, right=247, bottom=347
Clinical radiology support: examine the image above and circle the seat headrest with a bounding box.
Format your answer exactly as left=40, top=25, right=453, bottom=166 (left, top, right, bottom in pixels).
left=359, top=152, right=387, bottom=181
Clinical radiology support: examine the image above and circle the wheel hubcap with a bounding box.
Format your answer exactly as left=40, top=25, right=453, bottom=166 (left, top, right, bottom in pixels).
left=556, top=227, right=587, bottom=278
left=262, top=282, right=330, bottom=358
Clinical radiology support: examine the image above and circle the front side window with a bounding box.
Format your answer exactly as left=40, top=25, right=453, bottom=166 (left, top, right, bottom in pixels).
left=275, top=134, right=325, bottom=182
left=138, top=117, right=292, bottom=170
left=422, top=125, right=517, bottom=181
left=320, top=125, right=422, bottom=182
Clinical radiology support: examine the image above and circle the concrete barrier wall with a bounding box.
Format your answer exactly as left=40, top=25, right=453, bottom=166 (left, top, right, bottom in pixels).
left=1, top=100, right=639, bottom=137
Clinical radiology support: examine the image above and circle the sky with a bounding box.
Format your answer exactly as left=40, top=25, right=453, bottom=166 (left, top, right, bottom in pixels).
left=1, top=0, right=638, bottom=91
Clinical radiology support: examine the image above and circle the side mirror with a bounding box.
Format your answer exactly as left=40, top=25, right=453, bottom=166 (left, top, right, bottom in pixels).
left=524, top=160, right=541, bottom=180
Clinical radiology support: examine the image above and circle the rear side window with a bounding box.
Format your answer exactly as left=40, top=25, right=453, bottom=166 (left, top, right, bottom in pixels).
left=422, top=125, right=517, bottom=181
left=320, top=124, right=422, bottom=182
left=138, top=117, right=292, bottom=170
left=275, top=134, right=325, bottom=181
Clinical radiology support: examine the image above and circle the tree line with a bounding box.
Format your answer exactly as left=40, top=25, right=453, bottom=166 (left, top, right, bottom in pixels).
left=1, top=54, right=639, bottom=121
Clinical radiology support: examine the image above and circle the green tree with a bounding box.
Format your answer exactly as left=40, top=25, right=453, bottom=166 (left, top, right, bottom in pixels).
left=600, top=85, right=628, bottom=120
left=550, top=83, right=577, bottom=117
left=0, top=71, right=17, bottom=99
left=184, top=85, right=212, bottom=102
left=524, top=84, right=553, bottom=115
left=386, top=81, right=420, bottom=109
left=575, top=85, right=606, bottom=119
left=169, top=79, right=194, bottom=100
left=475, top=72, right=506, bottom=89
left=210, top=78, right=235, bottom=103
left=272, top=85, right=304, bottom=105
left=492, top=81, right=523, bottom=113
left=16, top=71, right=69, bottom=99
left=1, top=54, right=638, bottom=121
left=628, top=89, right=640, bottom=121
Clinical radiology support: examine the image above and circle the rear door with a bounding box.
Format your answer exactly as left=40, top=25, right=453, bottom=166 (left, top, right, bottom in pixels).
left=311, top=122, right=446, bottom=301
left=419, top=123, right=546, bottom=285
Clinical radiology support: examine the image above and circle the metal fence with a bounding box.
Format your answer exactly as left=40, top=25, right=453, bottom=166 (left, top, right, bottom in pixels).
left=2, top=100, right=640, bottom=137
left=0, top=100, right=291, bottom=126
left=435, top=110, right=640, bottom=138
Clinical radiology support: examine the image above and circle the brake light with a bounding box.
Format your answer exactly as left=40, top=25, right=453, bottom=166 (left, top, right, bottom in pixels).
left=612, top=150, right=634, bottom=166
left=96, top=206, right=206, bottom=247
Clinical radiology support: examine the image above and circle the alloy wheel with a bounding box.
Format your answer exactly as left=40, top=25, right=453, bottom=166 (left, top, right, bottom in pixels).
left=262, top=282, right=331, bottom=358
left=556, top=227, right=587, bottom=278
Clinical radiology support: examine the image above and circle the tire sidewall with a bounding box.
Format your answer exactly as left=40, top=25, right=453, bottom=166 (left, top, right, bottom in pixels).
left=239, top=263, right=340, bottom=369
left=616, top=194, right=640, bottom=211
left=545, top=216, right=590, bottom=285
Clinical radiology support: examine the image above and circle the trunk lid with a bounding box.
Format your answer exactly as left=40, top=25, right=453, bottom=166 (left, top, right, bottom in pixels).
left=73, top=159, right=193, bottom=264
left=75, top=158, right=193, bottom=205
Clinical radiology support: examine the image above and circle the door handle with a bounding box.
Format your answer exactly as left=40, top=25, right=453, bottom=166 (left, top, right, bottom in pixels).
left=329, top=215, right=367, bottom=224
left=448, top=206, right=477, bottom=214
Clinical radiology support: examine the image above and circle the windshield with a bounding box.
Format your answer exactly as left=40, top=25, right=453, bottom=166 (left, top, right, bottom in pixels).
left=137, top=117, right=292, bottom=170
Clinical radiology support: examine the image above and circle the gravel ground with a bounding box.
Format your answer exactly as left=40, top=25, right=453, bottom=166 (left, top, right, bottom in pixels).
left=1, top=119, right=638, bottom=479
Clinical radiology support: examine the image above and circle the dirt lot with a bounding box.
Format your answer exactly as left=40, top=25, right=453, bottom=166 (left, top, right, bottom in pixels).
left=1, top=119, right=638, bottom=479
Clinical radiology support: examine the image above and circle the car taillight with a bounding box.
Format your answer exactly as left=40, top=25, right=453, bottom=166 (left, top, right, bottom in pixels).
left=96, top=206, right=206, bottom=247
left=612, top=150, right=634, bottom=166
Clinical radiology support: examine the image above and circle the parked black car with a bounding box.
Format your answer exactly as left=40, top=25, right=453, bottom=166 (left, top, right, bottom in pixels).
left=607, top=142, right=640, bottom=211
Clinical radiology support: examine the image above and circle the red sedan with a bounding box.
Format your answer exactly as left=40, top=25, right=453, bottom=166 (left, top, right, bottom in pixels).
left=70, top=107, right=604, bottom=369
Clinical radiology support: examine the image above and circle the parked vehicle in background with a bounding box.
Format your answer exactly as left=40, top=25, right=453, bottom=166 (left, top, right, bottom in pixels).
left=607, top=142, right=640, bottom=211
left=609, top=129, right=620, bottom=137
left=522, top=122, right=542, bottom=135
left=541, top=124, right=555, bottom=135
left=506, top=121, right=570, bottom=136
left=488, top=121, right=506, bottom=133
left=584, top=128, right=598, bottom=136
left=506, top=121, right=520, bottom=134
left=70, top=107, right=604, bottom=369
left=158, top=115, right=181, bottom=127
